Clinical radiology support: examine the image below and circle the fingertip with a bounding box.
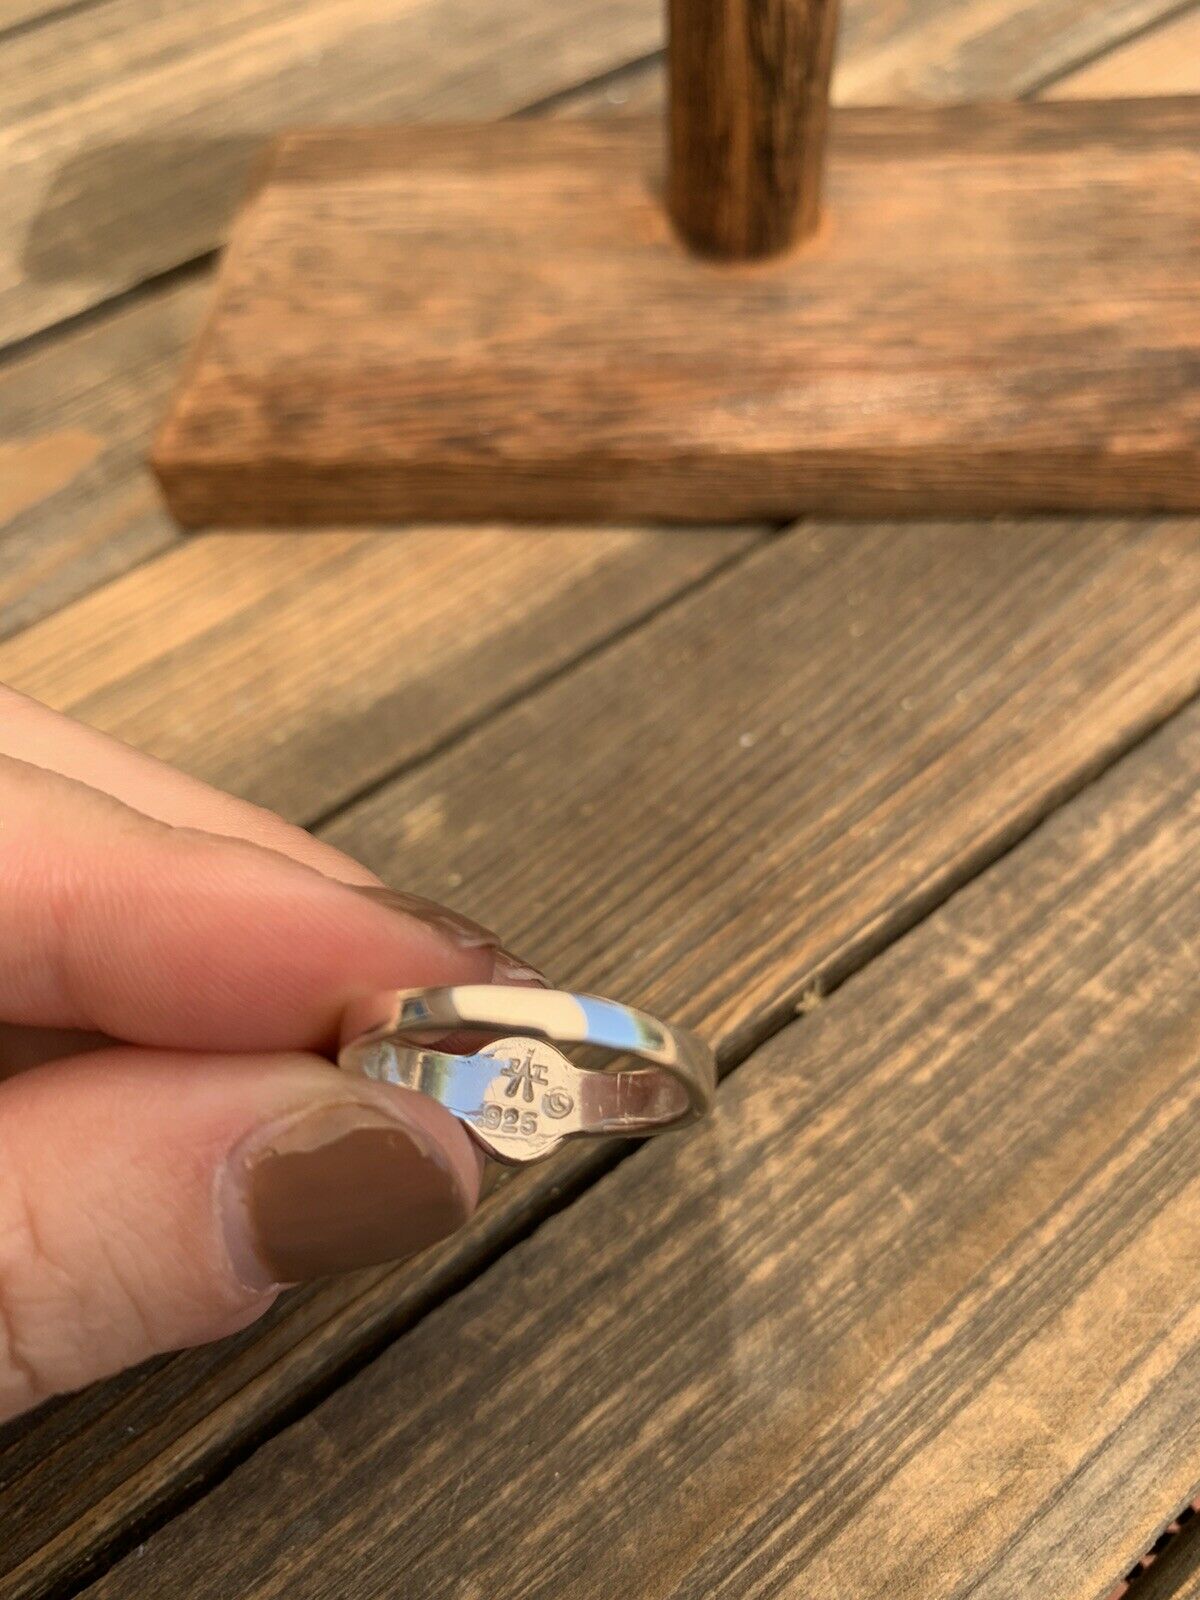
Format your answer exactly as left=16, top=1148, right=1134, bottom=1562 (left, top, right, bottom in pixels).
left=224, top=1083, right=482, bottom=1290
left=0, top=1050, right=483, bottom=1416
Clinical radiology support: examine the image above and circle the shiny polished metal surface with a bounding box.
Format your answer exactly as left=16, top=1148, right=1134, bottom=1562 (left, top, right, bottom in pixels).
left=338, top=986, right=716, bottom=1165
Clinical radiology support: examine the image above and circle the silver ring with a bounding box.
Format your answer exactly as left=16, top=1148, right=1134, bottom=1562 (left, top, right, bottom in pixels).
left=337, top=986, right=716, bottom=1165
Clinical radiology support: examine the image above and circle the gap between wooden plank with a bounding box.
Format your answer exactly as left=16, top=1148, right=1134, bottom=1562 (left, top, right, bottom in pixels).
left=0, top=0, right=105, bottom=47
left=0, top=270, right=200, bottom=640
left=1023, top=0, right=1199, bottom=93
left=77, top=649, right=1200, bottom=1600
left=1131, top=1507, right=1200, bottom=1599
left=516, top=48, right=664, bottom=118
left=7, top=519, right=1200, bottom=1599
left=1112, top=1500, right=1200, bottom=1600
left=0, top=253, right=213, bottom=381
left=0, top=527, right=764, bottom=822
left=0, top=0, right=665, bottom=352
left=1044, top=1, right=1200, bottom=94
left=301, top=532, right=769, bottom=836
left=0, top=525, right=766, bottom=1595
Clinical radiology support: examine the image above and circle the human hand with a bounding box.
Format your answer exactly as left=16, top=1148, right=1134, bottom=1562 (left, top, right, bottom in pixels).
left=0, top=686, right=540, bottom=1421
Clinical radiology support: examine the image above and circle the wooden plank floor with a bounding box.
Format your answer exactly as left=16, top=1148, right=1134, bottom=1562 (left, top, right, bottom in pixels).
left=0, top=1, right=1198, bottom=1598
left=84, top=683, right=1200, bottom=1600
left=4, top=515, right=1200, bottom=1600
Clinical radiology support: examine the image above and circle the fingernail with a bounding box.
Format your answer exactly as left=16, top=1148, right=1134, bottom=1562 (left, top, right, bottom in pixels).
left=225, top=1101, right=472, bottom=1287
left=351, top=884, right=501, bottom=952
left=353, top=884, right=548, bottom=986
left=492, top=947, right=550, bottom=986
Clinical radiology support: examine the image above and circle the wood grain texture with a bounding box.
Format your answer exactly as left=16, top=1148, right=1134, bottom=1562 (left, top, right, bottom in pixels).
left=0, top=0, right=653, bottom=634
left=1, top=0, right=1167, bottom=637
left=0, top=0, right=685, bottom=641
left=8, top=517, right=1200, bottom=1597
left=2, top=0, right=1186, bottom=633
left=153, top=102, right=1200, bottom=526
left=667, top=0, right=839, bottom=257
left=0, top=0, right=661, bottom=350
left=0, top=525, right=756, bottom=821
left=0, top=0, right=1189, bottom=354
left=320, top=520, right=1200, bottom=1041
left=85, top=678, right=1200, bottom=1600
left=12, top=0, right=1155, bottom=656
left=0, top=278, right=206, bottom=639
left=0, top=1149, right=628, bottom=1600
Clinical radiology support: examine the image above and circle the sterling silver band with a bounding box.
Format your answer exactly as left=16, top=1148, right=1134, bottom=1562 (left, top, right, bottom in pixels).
left=337, top=986, right=716, bottom=1165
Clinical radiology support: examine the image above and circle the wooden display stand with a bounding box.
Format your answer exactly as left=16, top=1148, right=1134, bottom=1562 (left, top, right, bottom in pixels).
left=152, top=1, right=1200, bottom=526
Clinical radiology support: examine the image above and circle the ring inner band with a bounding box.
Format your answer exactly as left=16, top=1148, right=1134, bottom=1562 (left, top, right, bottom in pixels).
left=355, top=1037, right=693, bottom=1134
left=338, top=986, right=716, bottom=1165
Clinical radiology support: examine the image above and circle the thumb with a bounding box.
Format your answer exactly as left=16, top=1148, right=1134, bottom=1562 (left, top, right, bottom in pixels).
left=0, top=1047, right=479, bottom=1419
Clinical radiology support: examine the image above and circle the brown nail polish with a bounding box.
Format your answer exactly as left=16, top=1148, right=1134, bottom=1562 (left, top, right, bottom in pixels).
left=352, top=884, right=501, bottom=951
left=234, top=1103, right=471, bottom=1285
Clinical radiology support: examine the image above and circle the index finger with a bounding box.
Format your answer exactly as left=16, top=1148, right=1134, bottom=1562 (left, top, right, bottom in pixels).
left=0, top=684, right=375, bottom=883
left=0, top=751, right=512, bottom=1050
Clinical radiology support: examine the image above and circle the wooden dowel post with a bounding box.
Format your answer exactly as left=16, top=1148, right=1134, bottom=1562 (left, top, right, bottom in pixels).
left=668, top=0, right=839, bottom=259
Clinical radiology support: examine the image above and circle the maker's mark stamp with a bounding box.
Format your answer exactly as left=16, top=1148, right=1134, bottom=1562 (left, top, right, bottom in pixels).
left=500, top=1047, right=549, bottom=1103
left=542, top=1088, right=574, bottom=1119
left=468, top=1036, right=583, bottom=1163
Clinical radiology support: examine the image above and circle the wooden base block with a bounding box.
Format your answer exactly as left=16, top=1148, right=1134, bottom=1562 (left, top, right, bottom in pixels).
left=153, top=102, right=1200, bottom=525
